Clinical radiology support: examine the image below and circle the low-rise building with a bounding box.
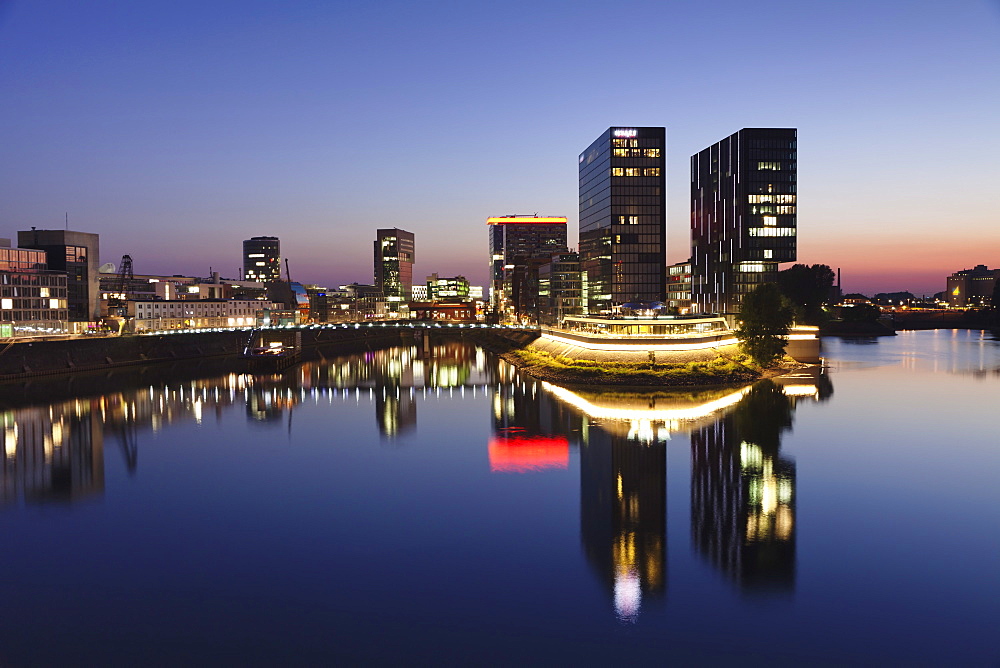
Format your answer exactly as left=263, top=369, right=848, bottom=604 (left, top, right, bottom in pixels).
left=128, top=299, right=280, bottom=331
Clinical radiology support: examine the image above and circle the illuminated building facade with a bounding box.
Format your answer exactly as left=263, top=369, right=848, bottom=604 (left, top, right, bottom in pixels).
left=579, top=127, right=666, bottom=314
left=946, top=264, right=999, bottom=307
left=425, top=273, right=470, bottom=301
left=537, top=252, right=582, bottom=324
left=666, top=260, right=692, bottom=312
left=487, top=216, right=567, bottom=317
left=0, top=244, right=69, bottom=337
left=374, top=228, right=415, bottom=306
left=243, top=236, right=281, bottom=283
left=691, top=128, right=797, bottom=317
left=18, top=228, right=100, bottom=322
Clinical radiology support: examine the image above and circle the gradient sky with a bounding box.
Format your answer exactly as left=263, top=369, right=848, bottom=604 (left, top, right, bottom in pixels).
left=1, top=0, right=998, bottom=296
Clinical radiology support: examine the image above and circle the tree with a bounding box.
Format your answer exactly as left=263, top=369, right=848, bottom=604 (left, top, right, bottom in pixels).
left=735, top=283, right=795, bottom=367
left=777, top=264, right=836, bottom=324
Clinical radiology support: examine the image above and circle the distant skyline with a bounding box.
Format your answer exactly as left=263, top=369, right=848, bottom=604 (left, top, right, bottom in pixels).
left=1, top=0, right=998, bottom=297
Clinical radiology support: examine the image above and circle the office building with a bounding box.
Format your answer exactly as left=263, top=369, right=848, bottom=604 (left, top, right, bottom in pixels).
left=487, top=215, right=567, bottom=317
left=666, top=260, right=692, bottom=312
left=537, top=251, right=582, bottom=324
left=425, top=273, right=470, bottom=301
left=691, top=128, right=797, bottom=317
left=17, top=228, right=100, bottom=323
left=0, top=242, right=69, bottom=337
left=243, top=236, right=281, bottom=283
left=579, top=127, right=666, bottom=314
left=947, top=265, right=999, bottom=307
left=374, top=228, right=415, bottom=305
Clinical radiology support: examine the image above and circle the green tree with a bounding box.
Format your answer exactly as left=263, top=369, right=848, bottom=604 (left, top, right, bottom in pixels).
left=735, top=283, right=795, bottom=367
left=777, top=264, right=835, bottom=324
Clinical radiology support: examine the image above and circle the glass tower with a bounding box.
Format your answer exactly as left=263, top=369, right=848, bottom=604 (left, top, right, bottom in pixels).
left=374, top=228, right=415, bottom=303
left=578, top=127, right=666, bottom=314
left=243, top=236, right=281, bottom=283
left=691, top=128, right=797, bottom=317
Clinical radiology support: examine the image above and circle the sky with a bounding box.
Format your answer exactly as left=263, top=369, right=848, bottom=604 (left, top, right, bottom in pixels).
left=1, top=0, right=998, bottom=297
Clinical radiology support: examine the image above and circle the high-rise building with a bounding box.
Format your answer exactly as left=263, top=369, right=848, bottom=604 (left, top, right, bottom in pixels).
left=243, top=236, right=281, bottom=283
left=691, top=128, right=797, bottom=317
left=18, top=228, right=100, bottom=322
left=579, top=127, right=666, bottom=315
left=374, top=228, right=415, bottom=305
left=487, top=215, right=567, bottom=316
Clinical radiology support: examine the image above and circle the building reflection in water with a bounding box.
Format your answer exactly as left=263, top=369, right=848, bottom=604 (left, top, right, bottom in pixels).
left=486, top=358, right=576, bottom=473
left=0, top=340, right=490, bottom=507
left=690, top=373, right=831, bottom=594
left=0, top=402, right=104, bottom=504
left=538, top=368, right=831, bottom=618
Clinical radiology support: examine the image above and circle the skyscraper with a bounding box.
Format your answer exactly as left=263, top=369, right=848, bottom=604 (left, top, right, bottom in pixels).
left=579, top=127, right=666, bottom=314
left=243, top=236, right=281, bottom=283
left=486, top=215, right=567, bottom=317
left=691, top=128, right=797, bottom=317
left=374, top=228, right=415, bottom=304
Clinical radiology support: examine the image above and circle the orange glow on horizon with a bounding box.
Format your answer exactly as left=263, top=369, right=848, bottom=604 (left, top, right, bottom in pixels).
left=488, top=434, right=569, bottom=473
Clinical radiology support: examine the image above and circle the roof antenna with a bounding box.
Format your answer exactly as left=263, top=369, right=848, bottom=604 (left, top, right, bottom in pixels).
left=65, top=212, right=69, bottom=230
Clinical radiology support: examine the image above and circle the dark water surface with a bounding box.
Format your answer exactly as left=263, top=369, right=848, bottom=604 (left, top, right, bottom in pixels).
left=0, top=330, right=997, bottom=664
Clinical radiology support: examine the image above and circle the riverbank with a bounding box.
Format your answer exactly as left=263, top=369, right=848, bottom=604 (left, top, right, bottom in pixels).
left=493, top=342, right=808, bottom=389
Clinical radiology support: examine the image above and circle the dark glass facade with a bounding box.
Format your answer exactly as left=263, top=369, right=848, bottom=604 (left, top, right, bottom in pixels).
left=374, top=228, right=415, bottom=303
left=579, top=127, right=666, bottom=314
left=243, top=236, right=281, bottom=283
left=691, top=128, right=797, bottom=316
left=486, top=216, right=567, bottom=317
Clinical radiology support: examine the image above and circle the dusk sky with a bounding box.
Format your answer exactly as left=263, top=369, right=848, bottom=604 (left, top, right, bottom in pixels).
left=2, top=0, right=998, bottom=296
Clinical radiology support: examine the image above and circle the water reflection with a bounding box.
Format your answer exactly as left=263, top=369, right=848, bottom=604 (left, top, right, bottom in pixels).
left=0, top=402, right=104, bottom=504
left=538, top=367, right=832, bottom=616
left=0, top=343, right=831, bottom=615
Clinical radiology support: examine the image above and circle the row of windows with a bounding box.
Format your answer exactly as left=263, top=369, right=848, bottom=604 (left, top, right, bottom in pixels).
left=611, top=186, right=663, bottom=196
left=749, top=227, right=797, bottom=237
left=611, top=138, right=661, bottom=148
left=748, top=139, right=796, bottom=149
left=612, top=148, right=661, bottom=158
left=611, top=167, right=661, bottom=177
left=0, top=311, right=66, bottom=321
left=750, top=171, right=796, bottom=181
left=751, top=205, right=796, bottom=214
left=0, top=273, right=65, bottom=286
left=748, top=194, right=796, bottom=203
left=613, top=233, right=661, bottom=244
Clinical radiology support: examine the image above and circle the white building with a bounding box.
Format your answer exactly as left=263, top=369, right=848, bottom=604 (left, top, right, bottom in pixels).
left=128, top=299, right=281, bottom=331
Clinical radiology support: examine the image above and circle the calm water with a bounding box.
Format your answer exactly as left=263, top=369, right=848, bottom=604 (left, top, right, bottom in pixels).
left=0, top=330, right=997, bottom=665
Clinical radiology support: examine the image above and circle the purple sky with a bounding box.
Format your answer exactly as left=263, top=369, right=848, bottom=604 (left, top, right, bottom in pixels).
left=1, top=0, right=998, bottom=296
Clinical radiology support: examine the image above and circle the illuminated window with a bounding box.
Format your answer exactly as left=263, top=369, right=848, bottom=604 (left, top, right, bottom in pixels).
left=612, top=138, right=627, bottom=147
left=777, top=206, right=796, bottom=214
left=643, top=168, right=660, bottom=176
left=624, top=168, right=641, bottom=176
left=757, top=161, right=781, bottom=170
left=612, top=167, right=624, bottom=176
left=1, top=299, right=10, bottom=309
left=763, top=216, right=777, bottom=226
left=764, top=250, right=773, bottom=259
left=644, top=148, right=660, bottom=158
left=613, top=148, right=629, bottom=157
left=739, top=262, right=766, bottom=272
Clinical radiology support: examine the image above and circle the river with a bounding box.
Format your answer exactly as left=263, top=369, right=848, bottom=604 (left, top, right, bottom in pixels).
left=0, top=330, right=996, bottom=664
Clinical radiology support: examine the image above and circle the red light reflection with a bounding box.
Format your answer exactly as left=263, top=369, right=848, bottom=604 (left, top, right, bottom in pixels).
left=488, top=434, right=569, bottom=473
